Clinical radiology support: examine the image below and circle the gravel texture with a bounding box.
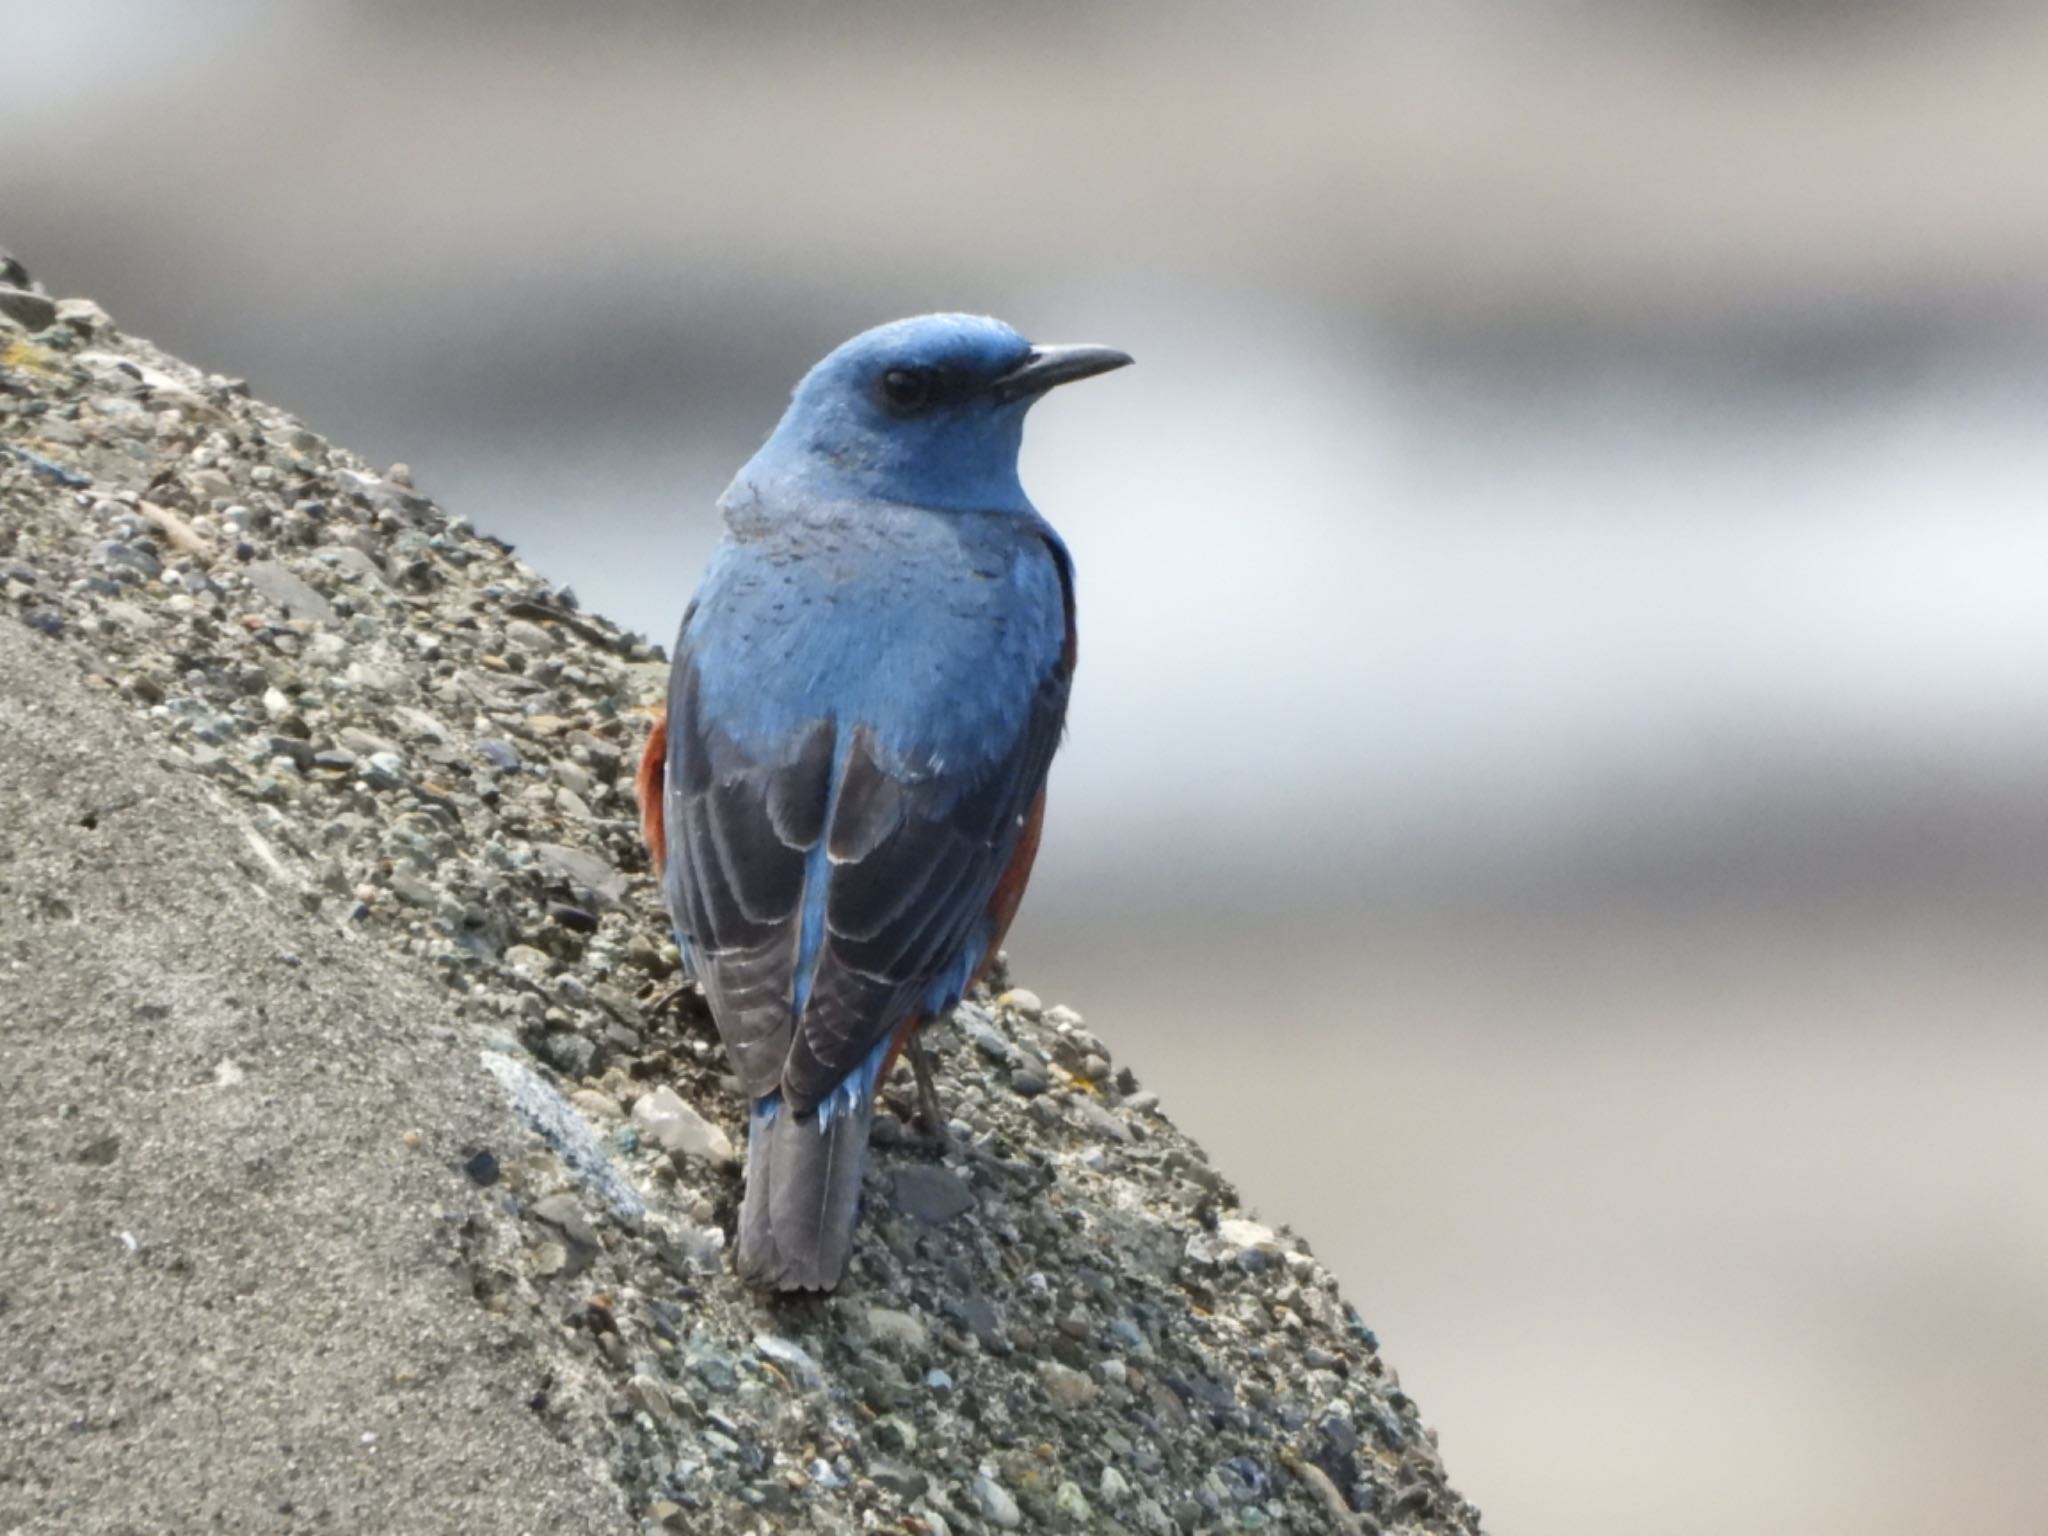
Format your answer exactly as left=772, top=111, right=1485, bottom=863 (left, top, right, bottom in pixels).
left=0, top=249, right=1484, bottom=1535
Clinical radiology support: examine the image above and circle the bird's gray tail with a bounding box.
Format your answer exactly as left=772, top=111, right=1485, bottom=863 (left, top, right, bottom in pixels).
left=735, top=1096, right=872, bottom=1291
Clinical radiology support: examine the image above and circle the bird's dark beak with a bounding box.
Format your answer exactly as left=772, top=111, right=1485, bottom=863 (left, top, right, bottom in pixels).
left=990, top=344, right=1134, bottom=402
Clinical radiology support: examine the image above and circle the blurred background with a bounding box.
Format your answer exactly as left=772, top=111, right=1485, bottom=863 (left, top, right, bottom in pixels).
left=7, top=3, right=2047, bottom=1532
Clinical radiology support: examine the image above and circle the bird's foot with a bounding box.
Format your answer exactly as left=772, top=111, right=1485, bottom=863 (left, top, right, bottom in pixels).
left=647, top=982, right=704, bottom=1023
left=906, top=1033, right=952, bottom=1150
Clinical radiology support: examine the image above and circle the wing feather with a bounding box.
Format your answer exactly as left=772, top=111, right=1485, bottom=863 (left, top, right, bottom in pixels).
left=781, top=662, right=1068, bottom=1109
left=663, top=661, right=833, bottom=1098
left=662, top=519, right=1076, bottom=1114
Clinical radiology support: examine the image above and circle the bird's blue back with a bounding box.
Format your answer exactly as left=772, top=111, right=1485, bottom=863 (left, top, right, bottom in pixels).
left=685, top=495, right=1070, bottom=790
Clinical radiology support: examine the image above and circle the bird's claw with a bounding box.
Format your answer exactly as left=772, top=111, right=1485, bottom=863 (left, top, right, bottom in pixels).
left=647, top=983, right=694, bottom=1019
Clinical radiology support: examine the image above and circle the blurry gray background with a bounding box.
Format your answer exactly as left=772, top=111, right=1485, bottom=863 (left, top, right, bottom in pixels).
left=8, top=3, right=2047, bottom=1533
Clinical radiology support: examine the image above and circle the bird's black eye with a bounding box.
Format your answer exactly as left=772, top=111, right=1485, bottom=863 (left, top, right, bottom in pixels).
left=880, top=367, right=932, bottom=413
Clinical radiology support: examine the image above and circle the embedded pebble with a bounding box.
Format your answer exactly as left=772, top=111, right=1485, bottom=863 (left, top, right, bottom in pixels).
left=245, top=560, right=335, bottom=623
left=1218, top=1216, right=1280, bottom=1251
left=630, top=1085, right=736, bottom=1164
left=1074, top=1098, right=1133, bottom=1143
left=890, top=1164, right=974, bottom=1225
left=0, top=285, right=58, bottom=330
left=972, top=1471, right=1022, bottom=1529
left=504, top=618, right=556, bottom=652
left=869, top=1458, right=928, bottom=1499
left=961, top=1015, right=1019, bottom=1066
left=570, top=1088, right=624, bottom=1120
left=626, top=1374, right=674, bottom=1424
left=504, top=945, right=552, bottom=977
left=475, top=737, right=522, bottom=770
left=866, top=1306, right=930, bottom=1354
left=1039, top=1361, right=1098, bottom=1410
left=753, top=1332, right=825, bottom=1391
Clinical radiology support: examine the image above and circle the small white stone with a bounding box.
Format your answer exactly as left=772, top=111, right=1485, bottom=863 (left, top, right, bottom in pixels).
left=1217, top=1216, right=1279, bottom=1251
left=504, top=618, right=556, bottom=652
left=1053, top=1481, right=1092, bottom=1523
left=973, top=1471, right=1022, bottom=1530
left=997, top=988, right=1042, bottom=1020
left=866, top=1306, right=929, bottom=1354
left=626, top=1374, right=674, bottom=1424
left=504, top=945, right=552, bottom=977
left=631, top=1086, right=736, bottom=1165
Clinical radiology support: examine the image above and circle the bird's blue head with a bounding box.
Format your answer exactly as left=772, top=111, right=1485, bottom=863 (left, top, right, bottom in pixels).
left=726, top=313, right=1131, bottom=515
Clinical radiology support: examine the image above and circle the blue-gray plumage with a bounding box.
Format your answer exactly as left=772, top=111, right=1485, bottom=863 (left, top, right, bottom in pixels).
left=642, top=314, right=1130, bottom=1289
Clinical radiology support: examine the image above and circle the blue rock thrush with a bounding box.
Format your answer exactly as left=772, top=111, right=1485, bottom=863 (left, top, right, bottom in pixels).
left=638, top=314, right=1130, bottom=1289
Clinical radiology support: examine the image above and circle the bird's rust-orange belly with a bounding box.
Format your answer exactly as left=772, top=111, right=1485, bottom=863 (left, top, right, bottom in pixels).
left=637, top=711, right=669, bottom=869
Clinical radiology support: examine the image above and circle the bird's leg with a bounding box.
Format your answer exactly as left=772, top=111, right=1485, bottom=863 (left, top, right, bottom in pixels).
left=906, top=1032, right=950, bottom=1147
left=646, top=981, right=714, bottom=1036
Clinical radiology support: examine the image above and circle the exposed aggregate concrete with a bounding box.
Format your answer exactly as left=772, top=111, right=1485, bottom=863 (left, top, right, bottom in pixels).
left=0, top=247, right=1483, bottom=1534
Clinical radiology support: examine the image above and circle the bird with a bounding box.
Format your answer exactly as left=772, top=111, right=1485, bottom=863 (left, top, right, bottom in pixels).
left=636, top=314, right=1130, bottom=1290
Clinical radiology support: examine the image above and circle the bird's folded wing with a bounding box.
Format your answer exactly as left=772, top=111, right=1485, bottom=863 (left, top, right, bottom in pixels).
left=781, top=667, right=1068, bottom=1108
left=662, top=659, right=836, bottom=1096
left=664, top=650, right=1069, bottom=1115
left=665, top=519, right=1076, bottom=1114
